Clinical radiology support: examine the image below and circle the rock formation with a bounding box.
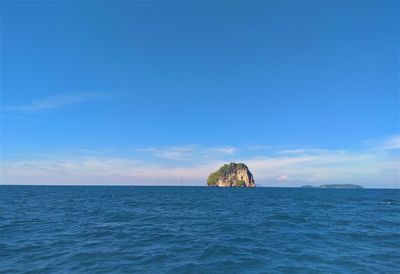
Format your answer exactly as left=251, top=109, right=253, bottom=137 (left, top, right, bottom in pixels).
left=207, top=163, right=255, bottom=187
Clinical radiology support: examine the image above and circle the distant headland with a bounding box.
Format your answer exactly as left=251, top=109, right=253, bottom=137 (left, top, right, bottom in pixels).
left=207, top=163, right=255, bottom=187
left=301, top=184, right=364, bottom=189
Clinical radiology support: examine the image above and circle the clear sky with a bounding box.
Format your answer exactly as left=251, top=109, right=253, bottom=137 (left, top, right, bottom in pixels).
left=1, top=1, right=399, bottom=187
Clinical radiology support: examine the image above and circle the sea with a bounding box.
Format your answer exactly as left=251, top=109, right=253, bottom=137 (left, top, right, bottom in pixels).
left=1, top=186, right=399, bottom=273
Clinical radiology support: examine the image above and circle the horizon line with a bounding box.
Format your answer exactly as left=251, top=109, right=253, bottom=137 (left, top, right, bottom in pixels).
left=1, top=184, right=398, bottom=189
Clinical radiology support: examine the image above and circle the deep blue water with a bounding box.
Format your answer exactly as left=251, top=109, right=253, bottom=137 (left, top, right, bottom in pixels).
left=1, top=186, right=399, bottom=273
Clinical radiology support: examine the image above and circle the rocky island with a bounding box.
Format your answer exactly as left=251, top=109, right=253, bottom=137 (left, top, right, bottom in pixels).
left=207, top=163, right=255, bottom=187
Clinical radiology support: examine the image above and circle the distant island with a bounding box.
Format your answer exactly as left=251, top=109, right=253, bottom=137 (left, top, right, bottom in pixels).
left=301, top=184, right=364, bottom=189
left=207, top=163, right=255, bottom=187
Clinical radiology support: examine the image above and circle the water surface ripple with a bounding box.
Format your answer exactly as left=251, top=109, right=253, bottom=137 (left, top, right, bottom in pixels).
left=1, top=186, right=399, bottom=273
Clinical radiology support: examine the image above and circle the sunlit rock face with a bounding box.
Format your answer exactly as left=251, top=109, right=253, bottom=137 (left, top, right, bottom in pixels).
left=207, top=163, right=255, bottom=187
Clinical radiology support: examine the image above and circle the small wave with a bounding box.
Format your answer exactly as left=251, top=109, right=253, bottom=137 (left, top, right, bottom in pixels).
left=379, top=200, right=400, bottom=205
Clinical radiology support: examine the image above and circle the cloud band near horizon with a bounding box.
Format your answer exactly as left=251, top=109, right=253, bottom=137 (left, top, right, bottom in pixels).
left=1, top=135, right=399, bottom=188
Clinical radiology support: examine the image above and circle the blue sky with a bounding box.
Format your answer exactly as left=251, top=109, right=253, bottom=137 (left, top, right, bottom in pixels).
left=1, top=1, right=399, bottom=187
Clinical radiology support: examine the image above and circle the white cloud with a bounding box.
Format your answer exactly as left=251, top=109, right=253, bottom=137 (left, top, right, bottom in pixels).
left=278, top=148, right=327, bottom=155
left=277, top=174, right=289, bottom=181
left=0, top=156, right=223, bottom=186
left=136, top=145, right=197, bottom=160
left=243, top=145, right=271, bottom=151
left=206, top=147, right=237, bottom=155
left=363, top=135, right=400, bottom=150
left=136, top=145, right=237, bottom=161
left=378, top=135, right=400, bottom=150
left=245, top=150, right=399, bottom=187
left=2, top=92, right=111, bottom=112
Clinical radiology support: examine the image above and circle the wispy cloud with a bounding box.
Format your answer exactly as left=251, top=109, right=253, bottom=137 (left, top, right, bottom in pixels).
left=0, top=156, right=223, bottom=186
left=245, top=150, right=398, bottom=187
left=136, top=145, right=237, bottom=161
left=375, top=135, right=400, bottom=150
left=362, top=135, right=400, bottom=150
left=3, top=92, right=111, bottom=112
left=243, top=145, right=271, bottom=151
left=206, top=146, right=237, bottom=155
left=136, top=145, right=198, bottom=161
left=278, top=148, right=327, bottom=155
left=277, top=174, right=290, bottom=181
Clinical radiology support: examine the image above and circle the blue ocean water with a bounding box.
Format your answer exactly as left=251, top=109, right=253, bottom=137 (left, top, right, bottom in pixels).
left=0, top=186, right=399, bottom=273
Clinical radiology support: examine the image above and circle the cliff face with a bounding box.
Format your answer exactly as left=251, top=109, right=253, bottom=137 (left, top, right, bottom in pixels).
left=207, top=163, right=255, bottom=187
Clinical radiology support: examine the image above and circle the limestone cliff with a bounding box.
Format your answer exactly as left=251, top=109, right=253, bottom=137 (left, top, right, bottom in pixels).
left=207, top=163, right=255, bottom=187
